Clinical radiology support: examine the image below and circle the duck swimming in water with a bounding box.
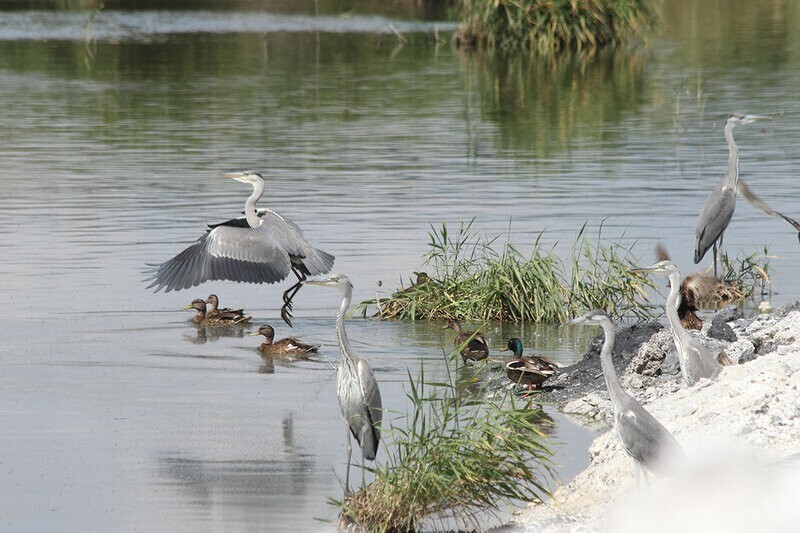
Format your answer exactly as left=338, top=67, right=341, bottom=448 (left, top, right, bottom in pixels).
left=205, top=294, right=249, bottom=321
left=444, top=319, right=489, bottom=363
left=502, top=338, right=559, bottom=391
left=183, top=298, right=251, bottom=325
left=250, top=324, right=319, bottom=357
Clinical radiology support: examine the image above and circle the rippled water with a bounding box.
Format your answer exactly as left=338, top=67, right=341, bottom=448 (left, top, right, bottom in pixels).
left=1, top=1, right=799, bottom=530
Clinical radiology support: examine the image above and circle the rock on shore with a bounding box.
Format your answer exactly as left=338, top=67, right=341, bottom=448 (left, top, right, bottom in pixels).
left=513, top=305, right=800, bottom=532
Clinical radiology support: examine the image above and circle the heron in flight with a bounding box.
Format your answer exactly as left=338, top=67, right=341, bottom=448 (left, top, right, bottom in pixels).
left=304, top=274, right=382, bottom=494
left=634, top=261, right=723, bottom=386
left=695, top=113, right=769, bottom=276
left=564, top=309, right=682, bottom=484
left=146, top=171, right=335, bottom=326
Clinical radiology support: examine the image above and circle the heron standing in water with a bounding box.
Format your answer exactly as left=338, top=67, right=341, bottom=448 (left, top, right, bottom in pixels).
left=634, top=260, right=724, bottom=386
left=304, top=274, right=382, bottom=494
left=695, top=113, right=769, bottom=276
left=564, top=310, right=682, bottom=485
left=146, top=171, right=334, bottom=326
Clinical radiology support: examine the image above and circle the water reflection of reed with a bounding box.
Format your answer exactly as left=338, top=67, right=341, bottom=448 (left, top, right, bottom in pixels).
left=457, top=47, right=648, bottom=154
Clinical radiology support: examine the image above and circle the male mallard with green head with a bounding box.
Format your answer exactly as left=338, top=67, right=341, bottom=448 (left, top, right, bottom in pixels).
left=502, top=337, right=559, bottom=391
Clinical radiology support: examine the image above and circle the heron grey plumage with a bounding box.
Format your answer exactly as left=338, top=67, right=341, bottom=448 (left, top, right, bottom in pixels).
left=146, top=171, right=334, bottom=326
left=695, top=113, right=769, bottom=276
left=634, top=260, right=722, bottom=386
left=564, top=309, right=682, bottom=482
left=303, top=274, right=382, bottom=494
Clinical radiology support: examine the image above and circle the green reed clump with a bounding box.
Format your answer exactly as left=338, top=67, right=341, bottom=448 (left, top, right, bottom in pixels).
left=364, top=220, right=655, bottom=323
left=566, top=224, right=654, bottom=320
left=454, top=0, right=660, bottom=53
left=334, top=366, right=554, bottom=531
left=720, top=248, right=772, bottom=300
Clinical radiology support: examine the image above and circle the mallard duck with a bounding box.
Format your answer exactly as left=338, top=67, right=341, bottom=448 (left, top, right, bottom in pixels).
left=502, top=338, right=559, bottom=391
left=205, top=294, right=249, bottom=321
left=183, top=299, right=251, bottom=325
left=444, top=319, right=489, bottom=363
left=250, top=324, right=319, bottom=357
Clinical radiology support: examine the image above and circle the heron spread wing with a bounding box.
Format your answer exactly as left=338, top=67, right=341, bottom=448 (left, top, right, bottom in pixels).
left=695, top=184, right=736, bottom=263
left=146, top=211, right=334, bottom=292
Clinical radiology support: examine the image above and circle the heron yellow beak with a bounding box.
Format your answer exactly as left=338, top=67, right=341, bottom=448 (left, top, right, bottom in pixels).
left=221, top=171, right=246, bottom=180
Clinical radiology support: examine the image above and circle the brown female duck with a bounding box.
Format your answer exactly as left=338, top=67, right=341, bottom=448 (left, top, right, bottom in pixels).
left=183, top=298, right=251, bottom=325
left=502, top=338, right=559, bottom=391
left=205, top=294, right=249, bottom=321
left=250, top=324, right=319, bottom=357
left=444, top=319, right=489, bottom=363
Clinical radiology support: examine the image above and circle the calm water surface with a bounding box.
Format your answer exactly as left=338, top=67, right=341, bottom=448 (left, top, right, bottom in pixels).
left=1, top=1, right=799, bottom=530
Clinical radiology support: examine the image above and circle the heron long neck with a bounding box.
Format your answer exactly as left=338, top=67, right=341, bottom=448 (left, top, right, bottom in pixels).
left=336, top=287, right=356, bottom=366
left=598, top=319, right=627, bottom=413
left=665, top=270, right=693, bottom=358
left=724, top=121, right=740, bottom=188
left=244, top=179, right=265, bottom=229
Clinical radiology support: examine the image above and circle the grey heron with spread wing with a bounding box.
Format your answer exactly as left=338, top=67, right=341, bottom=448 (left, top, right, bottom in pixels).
left=634, top=260, right=723, bottom=386
left=304, top=274, right=382, bottom=494
left=146, top=171, right=334, bottom=326
left=695, top=113, right=768, bottom=276
left=564, top=310, right=682, bottom=484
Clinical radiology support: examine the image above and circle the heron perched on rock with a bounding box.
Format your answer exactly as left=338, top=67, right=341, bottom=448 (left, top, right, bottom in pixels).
left=146, top=171, right=335, bottom=326
left=303, top=274, right=382, bottom=494
left=564, top=310, right=683, bottom=484
left=444, top=319, right=489, bottom=363
left=249, top=324, right=319, bottom=357
left=634, top=261, right=724, bottom=386
left=695, top=113, right=769, bottom=276
left=502, top=338, right=559, bottom=392
left=183, top=298, right=251, bottom=325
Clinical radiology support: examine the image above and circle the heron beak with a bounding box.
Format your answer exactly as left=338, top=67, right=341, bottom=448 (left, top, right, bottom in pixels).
left=303, top=278, right=329, bottom=287
left=742, top=114, right=770, bottom=124
left=221, top=171, right=247, bottom=181
left=562, top=315, right=585, bottom=327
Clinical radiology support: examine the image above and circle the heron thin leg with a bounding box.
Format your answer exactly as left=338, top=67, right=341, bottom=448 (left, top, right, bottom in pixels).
left=280, top=268, right=307, bottom=327
left=344, top=429, right=353, bottom=496
left=712, top=241, right=719, bottom=278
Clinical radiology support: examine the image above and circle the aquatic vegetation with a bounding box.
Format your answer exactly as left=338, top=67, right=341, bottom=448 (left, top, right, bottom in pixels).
left=334, top=364, right=554, bottom=531
left=454, top=0, right=660, bottom=53
left=719, top=248, right=772, bottom=302
left=363, top=220, right=656, bottom=323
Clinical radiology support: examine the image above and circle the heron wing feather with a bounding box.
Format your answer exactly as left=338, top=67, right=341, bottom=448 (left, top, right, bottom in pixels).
left=616, top=400, right=681, bottom=474
left=695, top=185, right=735, bottom=263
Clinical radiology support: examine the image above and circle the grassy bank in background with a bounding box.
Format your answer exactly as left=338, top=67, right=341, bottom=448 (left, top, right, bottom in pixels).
left=361, top=221, right=656, bottom=323
left=361, top=221, right=772, bottom=323
left=453, top=0, right=660, bottom=53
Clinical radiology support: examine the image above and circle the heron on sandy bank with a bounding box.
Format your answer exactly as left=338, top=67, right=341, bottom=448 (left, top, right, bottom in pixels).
left=564, top=309, right=683, bottom=485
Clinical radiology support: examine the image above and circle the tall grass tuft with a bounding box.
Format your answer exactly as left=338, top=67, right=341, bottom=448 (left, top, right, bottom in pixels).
left=335, top=365, right=554, bottom=531
left=454, top=0, right=660, bottom=53
left=364, top=220, right=655, bottom=323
